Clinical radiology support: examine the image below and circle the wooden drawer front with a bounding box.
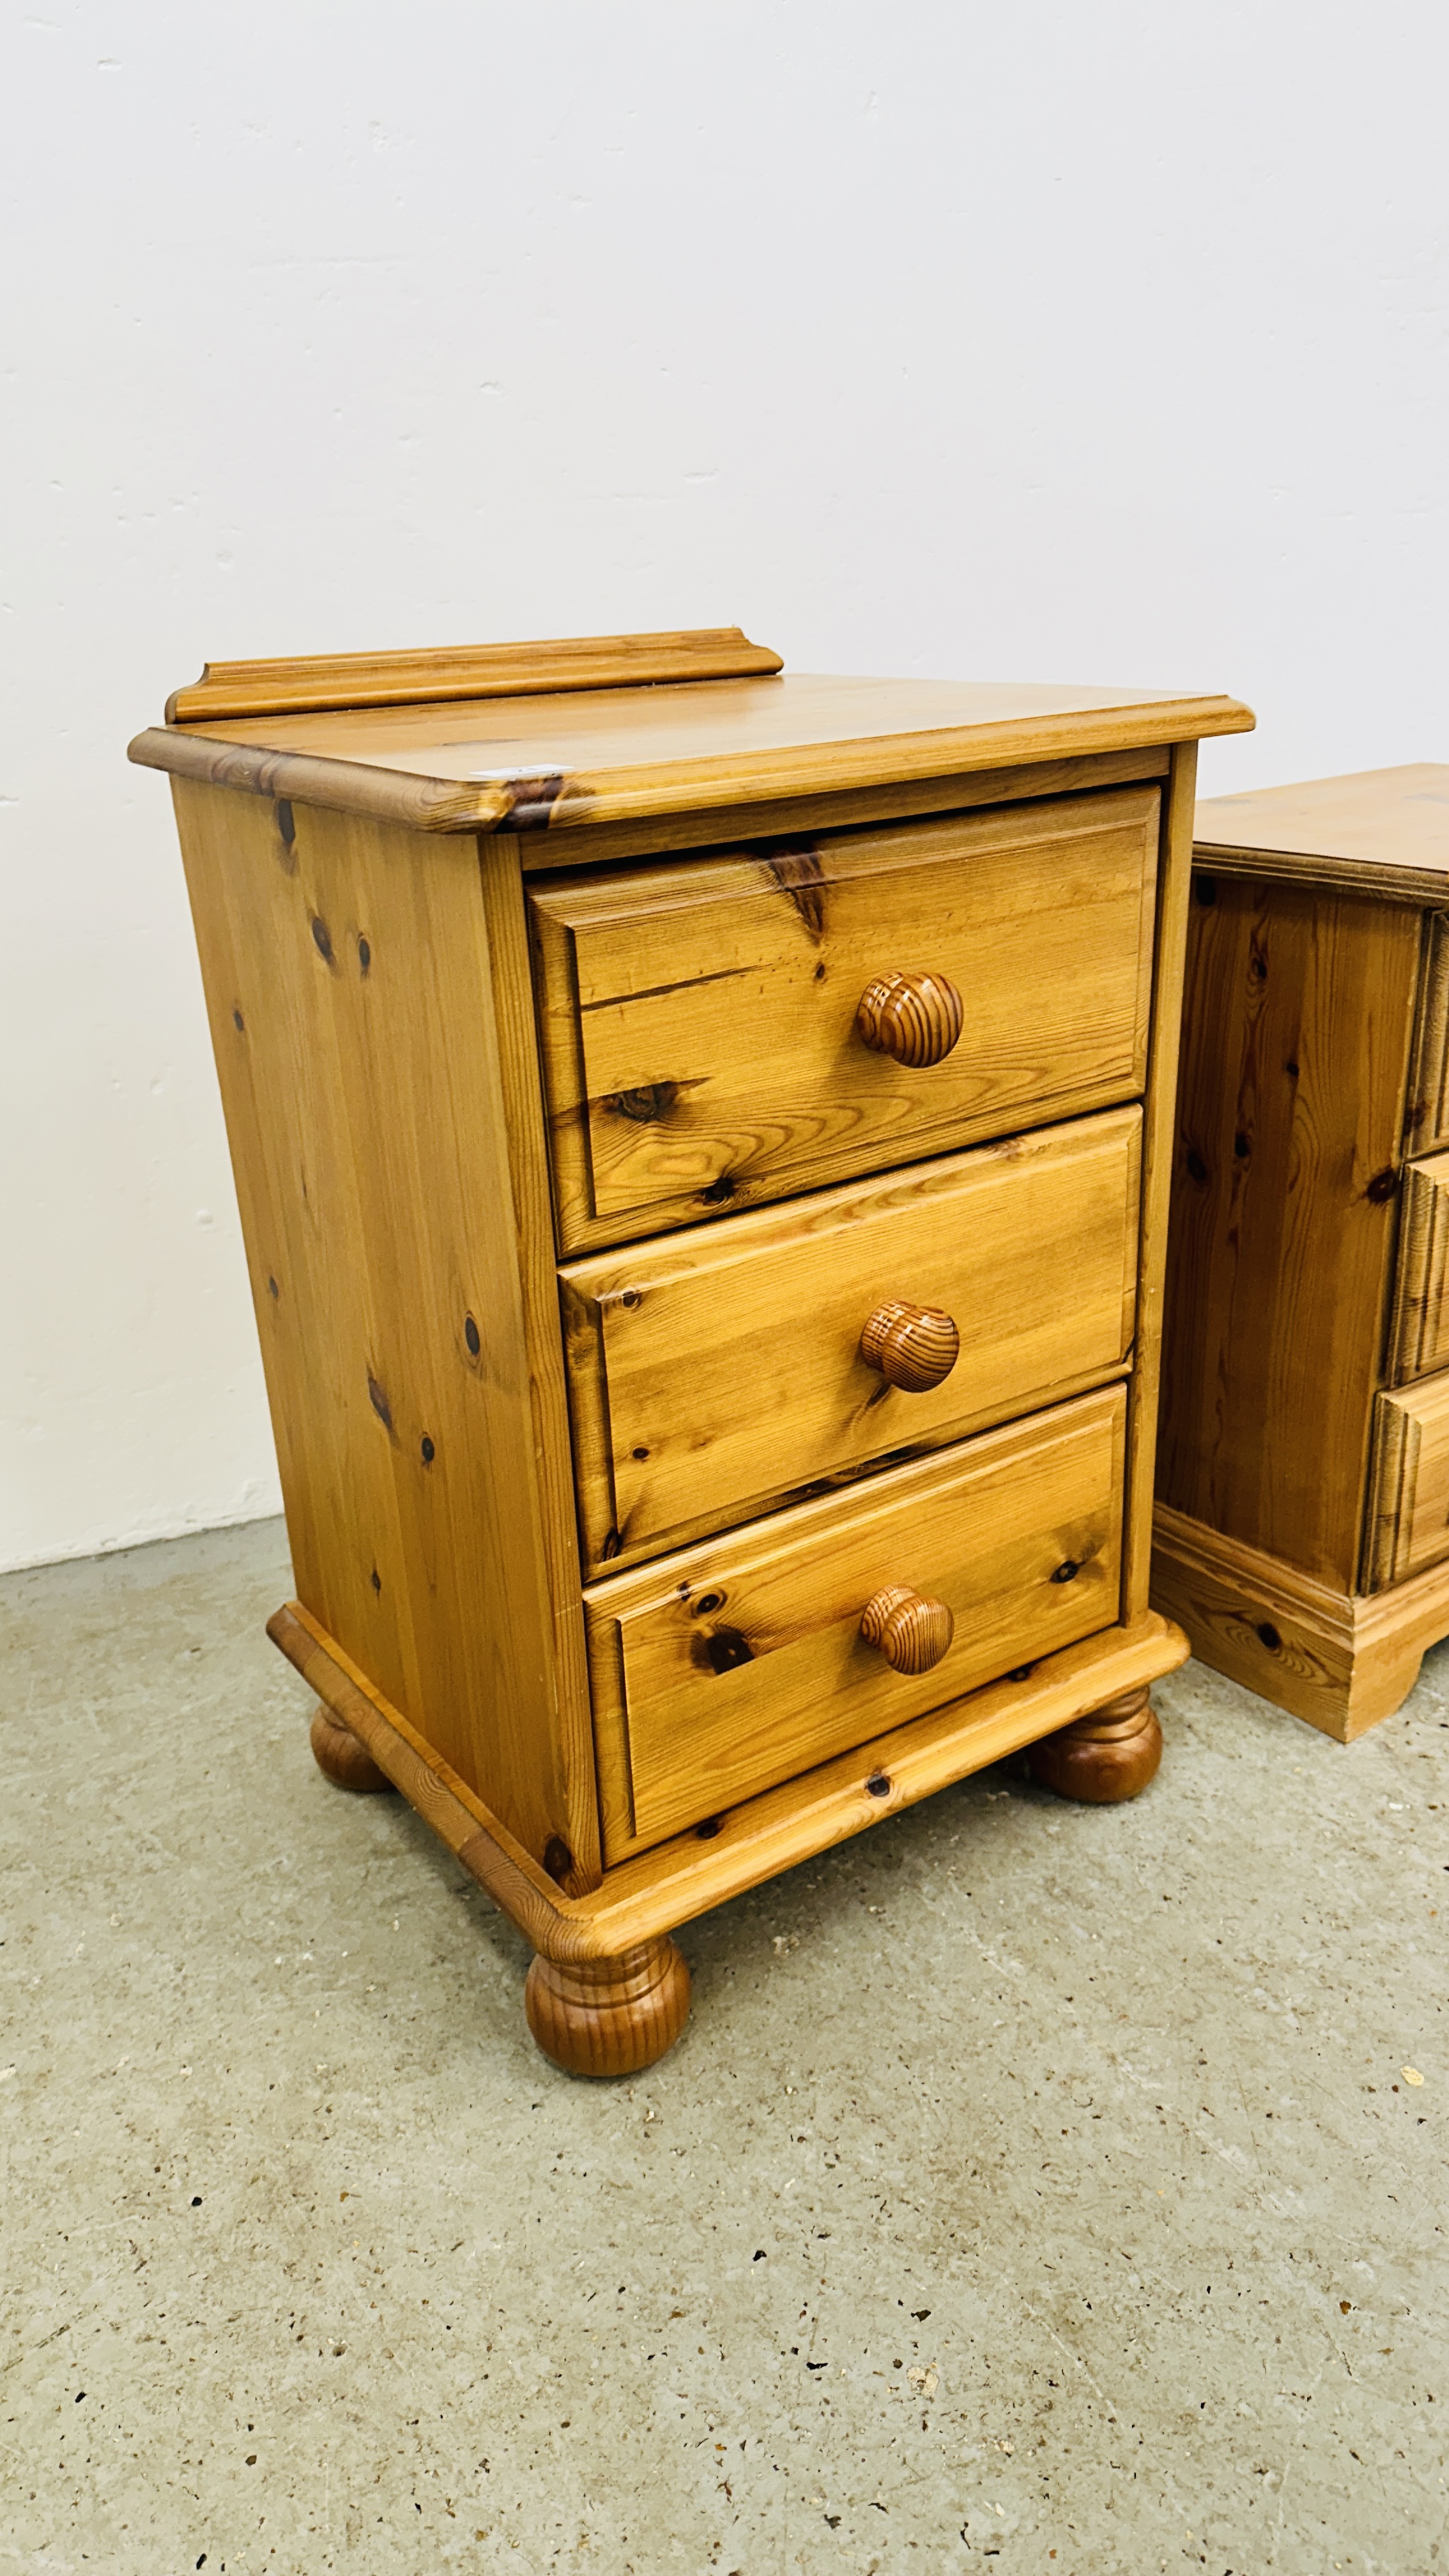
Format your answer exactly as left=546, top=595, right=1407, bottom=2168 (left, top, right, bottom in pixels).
left=1389, top=1151, right=1449, bottom=1383
left=1406, top=912, right=1449, bottom=1158
left=530, top=786, right=1159, bottom=1254
left=1366, top=1370, right=1449, bottom=1588
left=586, top=1385, right=1126, bottom=1859
left=563, top=1106, right=1140, bottom=1572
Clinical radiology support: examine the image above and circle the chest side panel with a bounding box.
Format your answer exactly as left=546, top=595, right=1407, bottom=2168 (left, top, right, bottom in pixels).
left=1157, top=875, right=1420, bottom=1587
left=171, top=780, right=595, bottom=1878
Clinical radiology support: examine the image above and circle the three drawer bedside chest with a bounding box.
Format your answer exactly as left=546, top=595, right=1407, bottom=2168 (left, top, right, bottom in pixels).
left=130, top=629, right=1253, bottom=2073
left=1154, top=764, right=1449, bottom=1740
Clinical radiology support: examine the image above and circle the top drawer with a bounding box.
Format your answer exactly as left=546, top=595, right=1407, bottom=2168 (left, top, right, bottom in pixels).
left=528, top=786, right=1160, bottom=1253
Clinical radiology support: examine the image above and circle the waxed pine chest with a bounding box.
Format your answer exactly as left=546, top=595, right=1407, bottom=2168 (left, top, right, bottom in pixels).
left=1154, top=765, right=1449, bottom=1740
left=132, top=629, right=1252, bottom=2071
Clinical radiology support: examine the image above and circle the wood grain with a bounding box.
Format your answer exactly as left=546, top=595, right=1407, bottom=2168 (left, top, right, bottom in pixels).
left=1388, top=1149, right=1449, bottom=1382
left=518, top=746, right=1172, bottom=871
left=165, top=626, right=783, bottom=722
left=1151, top=1498, right=1448, bottom=1740
left=532, top=786, right=1160, bottom=1253
left=1158, top=871, right=1421, bottom=1588
left=859, top=1584, right=955, bottom=1674
left=270, top=1595, right=1190, bottom=1959
left=135, top=670, right=1253, bottom=839
left=309, top=1701, right=392, bottom=1793
left=524, top=1938, right=692, bottom=2076
left=1406, top=913, right=1449, bottom=1156
left=146, top=628, right=1234, bottom=2062
left=130, top=727, right=517, bottom=832
left=172, top=781, right=597, bottom=1880
left=1121, top=742, right=1198, bottom=1622
left=561, top=1107, right=1140, bottom=1572
left=474, top=833, right=599, bottom=1868
left=1365, top=1370, right=1449, bottom=1589
left=855, top=970, right=964, bottom=1067
left=270, top=1600, right=594, bottom=1956
left=586, top=1386, right=1127, bottom=1861
left=859, top=1298, right=960, bottom=1393
left=1195, top=763, right=1449, bottom=907
left=1028, top=1684, right=1162, bottom=1802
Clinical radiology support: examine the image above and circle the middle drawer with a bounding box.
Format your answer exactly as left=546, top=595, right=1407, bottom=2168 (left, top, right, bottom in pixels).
left=562, top=1103, right=1140, bottom=1572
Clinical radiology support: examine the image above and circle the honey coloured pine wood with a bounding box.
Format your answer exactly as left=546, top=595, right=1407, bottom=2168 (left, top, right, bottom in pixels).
left=586, top=1386, right=1128, bottom=1860
left=1366, top=1371, right=1449, bottom=1590
left=1406, top=914, right=1449, bottom=1158
left=169, top=780, right=597, bottom=1880
left=530, top=786, right=1161, bottom=1252
left=525, top=1938, right=693, bottom=2079
left=1151, top=1499, right=1449, bottom=1741
left=165, top=626, right=784, bottom=724
left=1158, top=875, right=1420, bottom=1590
left=269, top=1596, right=1190, bottom=1961
left=1121, top=741, right=1199, bottom=1629
left=134, top=668, right=1254, bottom=838
left=520, top=744, right=1174, bottom=871
left=1028, top=1685, right=1162, bottom=1803
left=1193, top=764, right=1449, bottom=907
left=859, top=1298, right=961, bottom=1393
left=561, top=1107, right=1140, bottom=1571
left=1388, top=1150, right=1449, bottom=1383
left=1155, top=763, right=1449, bottom=1738
left=135, top=628, right=1242, bottom=2070
left=309, top=1699, right=392, bottom=1793
left=859, top=1585, right=956, bottom=1674
left=855, top=970, right=965, bottom=1067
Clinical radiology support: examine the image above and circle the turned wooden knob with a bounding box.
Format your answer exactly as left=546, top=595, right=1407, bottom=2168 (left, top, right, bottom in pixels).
left=855, top=970, right=965, bottom=1067
left=860, top=1584, right=954, bottom=1675
left=860, top=1298, right=960, bottom=1392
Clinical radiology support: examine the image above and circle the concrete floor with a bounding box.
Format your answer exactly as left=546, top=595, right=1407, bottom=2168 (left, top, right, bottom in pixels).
left=1, top=1522, right=1445, bottom=2575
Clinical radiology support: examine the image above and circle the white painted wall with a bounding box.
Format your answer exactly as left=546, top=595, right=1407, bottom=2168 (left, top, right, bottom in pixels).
left=4, top=1, right=1447, bottom=1572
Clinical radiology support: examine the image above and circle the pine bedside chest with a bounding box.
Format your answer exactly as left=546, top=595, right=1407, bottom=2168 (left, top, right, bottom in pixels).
left=130, top=630, right=1252, bottom=2073
left=1155, top=765, right=1449, bottom=1740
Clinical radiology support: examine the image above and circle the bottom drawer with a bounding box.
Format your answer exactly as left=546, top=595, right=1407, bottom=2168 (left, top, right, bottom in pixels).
left=586, top=1383, right=1126, bottom=1860
left=1366, top=1370, right=1449, bottom=1588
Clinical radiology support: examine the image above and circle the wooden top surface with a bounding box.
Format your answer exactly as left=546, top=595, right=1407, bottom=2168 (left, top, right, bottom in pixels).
left=130, top=634, right=1252, bottom=834
left=1196, top=765, right=1449, bottom=904
left=188, top=671, right=1247, bottom=773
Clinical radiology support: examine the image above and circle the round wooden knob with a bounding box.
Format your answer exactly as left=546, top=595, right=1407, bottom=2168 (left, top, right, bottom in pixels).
left=855, top=970, right=965, bottom=1067
left=859, top=1584, right=954, bottom=1675
left=860, top=1298, right=960, bottom=1393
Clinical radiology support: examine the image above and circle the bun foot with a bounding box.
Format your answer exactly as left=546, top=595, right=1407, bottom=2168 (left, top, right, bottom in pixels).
left=525, top=1936, right=691, bottom=2078
left=309, top=1703, right=393, bottom=1793
left=1029, top=1685, right=1162, bottom=1804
